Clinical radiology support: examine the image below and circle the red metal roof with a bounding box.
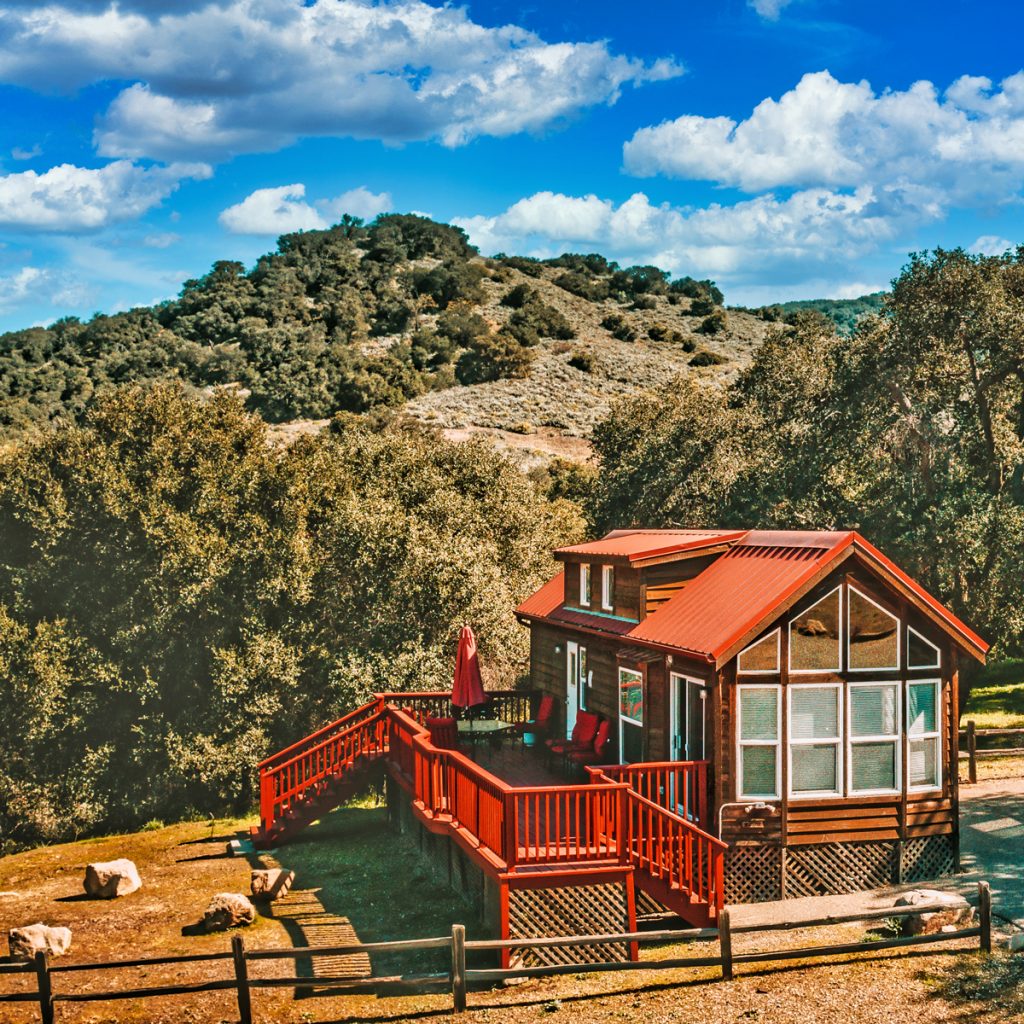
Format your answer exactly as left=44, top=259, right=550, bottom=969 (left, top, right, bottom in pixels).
left=517, top=530, right=989, bottom=664
left=554, top=529, right=748, bottom=562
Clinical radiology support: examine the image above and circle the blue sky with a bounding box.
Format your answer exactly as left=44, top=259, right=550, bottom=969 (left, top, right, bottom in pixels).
left=1, top=0, right=1023, bottom=330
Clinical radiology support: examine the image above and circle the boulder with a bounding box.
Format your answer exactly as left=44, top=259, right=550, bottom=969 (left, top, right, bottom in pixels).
left=1009, top=932, right=1024, bottom=953
left=250, top=868, right=294, bottom=901
left=84, top=859, right=141, bottom=899
left=8, top=924, right=72, bottom=961
left=203, top=893, right=256, bottom=932
left=895, top=889, right=974, bottom=936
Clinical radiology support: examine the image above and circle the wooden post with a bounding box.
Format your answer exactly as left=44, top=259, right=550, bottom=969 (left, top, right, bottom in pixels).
left=231, top=935, right=253, bottom=1024
left=967, top=721, right=978, bottom=785
left=451, top=923, right=467, bottom=1013
left=978, top=881, right=992, bottom=954
left=718, top=907, right=733, bottom=981
left=34, top=951, right=53, bottom=1024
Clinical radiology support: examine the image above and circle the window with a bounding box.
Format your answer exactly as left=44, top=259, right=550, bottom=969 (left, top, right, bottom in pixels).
left=908, top=680, right=942, bottom=791
left=848, top=586, right=899, bottom=671
left=908, top=627, right=940, bottom=669
left=601, top=565, right=615, bottom=611
left=579, top=646, right=590, bottom=710
left=789, top=685, right=842, bottom=796
left=579, top=563, right=592, bottom=607
left=619, top=668, right=643, bottom=763
left=737, top=685, right=780, bottom=799
left=848, top=683, right=900, bottom=793
left=738, top=629, right=780, bottom=674
left=789, top=587, right=842, bottom=673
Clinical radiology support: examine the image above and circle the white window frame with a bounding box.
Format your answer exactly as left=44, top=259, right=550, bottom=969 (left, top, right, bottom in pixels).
left=618, top=667, right=644, bottom=764
left=579, top=563, right=592, bottom=607
left=907, top=626, right=941, bottom=670
left=788, top=585, right=843, bottom=675
left=737, top=628, right=781, bottom=675
left=601, top=564, right=614, bottom=612
left=847, top=681, right=901, bottom=796
left=907, top=678, right=943, bottom=793
left=847, top=584, right=900, bottom=673
left=736, top=683, right=781, bottom=801
left=787, top=682, right=843, bottom=799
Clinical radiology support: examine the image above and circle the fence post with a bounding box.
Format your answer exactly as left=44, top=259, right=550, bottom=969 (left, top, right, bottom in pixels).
left=34, top=951, right=53, bottom=1024
left=719, top=907, right=733, bottom=981
left=451, top=923, right=467, bottom=1013
left=978, top=881, right=991, bottom=954
left=231, top=935, right=253, bottom=1024
left=967, top=721, right=978, bottom=784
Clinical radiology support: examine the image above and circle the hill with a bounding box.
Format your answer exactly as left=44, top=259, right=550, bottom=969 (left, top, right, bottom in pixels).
left=771, top=293, right=886, bottom=334
left=0, top=215, right=771, bottom=457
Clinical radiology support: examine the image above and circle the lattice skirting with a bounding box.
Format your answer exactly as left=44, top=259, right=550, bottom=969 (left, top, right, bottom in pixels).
left=902, top=834, right=955, bottom=883
left=507, top=881, right=632, bottom=967
left=726, top=836, right=956, bottom=904
left=725, top=845, right=782, bottom=904
left=785, top=841, right=895, bottom=898
left=634, top=888, right=670, bottom=918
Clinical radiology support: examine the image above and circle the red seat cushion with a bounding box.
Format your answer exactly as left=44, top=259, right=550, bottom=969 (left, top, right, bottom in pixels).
left=426, top=716, right=459, bottom=751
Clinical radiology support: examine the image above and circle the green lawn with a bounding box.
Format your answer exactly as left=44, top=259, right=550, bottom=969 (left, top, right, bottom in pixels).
left=962, top=659, right=1024, bottom=729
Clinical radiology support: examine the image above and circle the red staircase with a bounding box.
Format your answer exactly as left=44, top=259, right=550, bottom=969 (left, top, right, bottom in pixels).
left=251, top=697, right=387, bottom=848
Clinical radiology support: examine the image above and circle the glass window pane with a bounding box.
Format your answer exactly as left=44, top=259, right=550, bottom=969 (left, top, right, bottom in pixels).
left=580, top=564, right=591, bottom=605
left=848, top=588, right=899, bottom=669
left=852, top=742, right=897, bottom=791
left=908, top=628, right=940, bottom=668
left=908, top=682, right=938, bottom=735
left=791, top=687, right=839, bottom=740
left=619, top=670, right=643, bottom=723
left=850, top=685, right=898, bottom=737
left=738, top=630, right=779, bottom=673
left=910, top=738, right=938, bottom=787
left=790, top=589, right=841, bottom=671
left=792, top=744, right=838, bottom=793
left=741, top=745, right=777, bottom=796
left=620, top=720, right=643, bottom=763
left=740, top=688, right=778, bottom=741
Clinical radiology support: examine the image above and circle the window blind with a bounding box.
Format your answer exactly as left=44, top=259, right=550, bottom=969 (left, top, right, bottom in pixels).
left=740, top=688, right=778, bottom=741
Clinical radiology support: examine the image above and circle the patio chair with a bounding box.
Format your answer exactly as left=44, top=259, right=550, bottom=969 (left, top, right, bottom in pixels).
left=567, top=718, right=613, bottom=771
left=510, top=694, right=556, bottom=745
left=425, top=716, right=461, bottom=751
left=546, top=710, right=599, bottom=762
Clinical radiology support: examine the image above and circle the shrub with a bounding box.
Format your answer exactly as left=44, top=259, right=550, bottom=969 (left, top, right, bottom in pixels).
left=501, top=284, right=533, bottom=309
left=509, top=295, right=575, bottom=342
left=568, top=351, right=594, bottom=373
left=553, top=271, right=610, bottom=301
left=647, top=323, right=669, bottom=341
left=698, top=309, right=728, bottom=335
left=631, top=295, right=657, bottom=311
left=600, top=313, right=637, bottom=342
left=689, top=349, right=728, bottom=367
left=495, top=255, right=543, bottom=277
left=689, top=297, right=716, bottom=317
left=455, top=332, right=535, bottom=384
left=436, top=304, right=490, bottom=346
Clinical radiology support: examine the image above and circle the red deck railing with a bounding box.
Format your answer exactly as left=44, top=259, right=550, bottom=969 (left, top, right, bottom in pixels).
left=256, top=691, right=725, bottom=918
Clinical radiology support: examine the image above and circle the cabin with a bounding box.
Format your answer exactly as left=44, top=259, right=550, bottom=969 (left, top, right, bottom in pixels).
left=515, top=529, right=988, bottom=903
left=252, top=528, right=987, bottom=966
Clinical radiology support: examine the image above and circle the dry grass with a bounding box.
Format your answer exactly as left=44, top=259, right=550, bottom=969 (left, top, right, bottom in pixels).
left=0, top=804, right=1003, bottom=1024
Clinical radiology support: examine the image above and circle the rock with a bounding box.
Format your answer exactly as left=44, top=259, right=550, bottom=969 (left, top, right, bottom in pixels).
left=250, top=868, right=294, bottom=901
left=895, top=889, right=974, bottom=936
left=8, top=924, right=72, bottom=961
left=203, top=893, right=256, bottom=932
left=84, top=858, right=142, bottom=899
left=1009, top=932, right=1024, bottom=952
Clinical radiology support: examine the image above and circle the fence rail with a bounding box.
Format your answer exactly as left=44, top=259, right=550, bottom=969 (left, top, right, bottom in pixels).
left=959, top=720, right=1024, bottom=783
left=0, top=882, right=992, bottom=1023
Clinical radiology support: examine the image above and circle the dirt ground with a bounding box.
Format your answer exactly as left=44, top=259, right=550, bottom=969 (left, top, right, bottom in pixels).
left=0, top=805, right=1013, bottom=1024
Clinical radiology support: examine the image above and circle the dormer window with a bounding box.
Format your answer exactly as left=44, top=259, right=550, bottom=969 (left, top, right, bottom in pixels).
left=579, top=563, right=592, bottom=607
left=601, top=565, right=614, bottom=612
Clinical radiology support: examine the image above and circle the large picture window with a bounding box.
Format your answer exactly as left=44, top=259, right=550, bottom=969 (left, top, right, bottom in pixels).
left=908, top=627, right=940, bottom=669
left=848, top=586, right=899, bottom=671
left=789, top=684, right=842, bottom=796
left=908, top=679, right=942, bottom=791
left=789, top=587, right=842, bottom=673
left=738, top=628, right=780, bottom=674
left=619, top=668, right=643, bottom=764
left=848, top=682, right=900, bottom=793
left=738, top=685, right=781, bottom=799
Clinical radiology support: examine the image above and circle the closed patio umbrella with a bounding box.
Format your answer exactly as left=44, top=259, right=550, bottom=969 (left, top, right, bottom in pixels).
left=452, top=625, right=487, bottom=714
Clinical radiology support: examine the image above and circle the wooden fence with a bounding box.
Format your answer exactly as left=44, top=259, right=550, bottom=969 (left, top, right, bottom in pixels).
left=960, top=721, right=1024, bottom=783
left=0, top=883, right=993, bottom=1023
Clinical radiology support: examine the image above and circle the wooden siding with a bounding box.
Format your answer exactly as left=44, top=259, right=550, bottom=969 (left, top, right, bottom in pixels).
left=641, top=555, right=720, bottom=617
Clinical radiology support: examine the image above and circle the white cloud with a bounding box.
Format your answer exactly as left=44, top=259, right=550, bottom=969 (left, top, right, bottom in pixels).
left=0, top=160, right=210, bottom=231
left=0, top=267, right=46, bottom=312
left=219, top=183, right=393, bottom=235
left=142, top=231, right=181, bottom=248
left=11, top=143, right=42, bottom=160
left=0, top=0, right=681, bottom=162
left=970, top=235, right=1014, bottom=256
left=623, top=69, right=1024, bottom=207
left=749, top=0, right=794, bottom=19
